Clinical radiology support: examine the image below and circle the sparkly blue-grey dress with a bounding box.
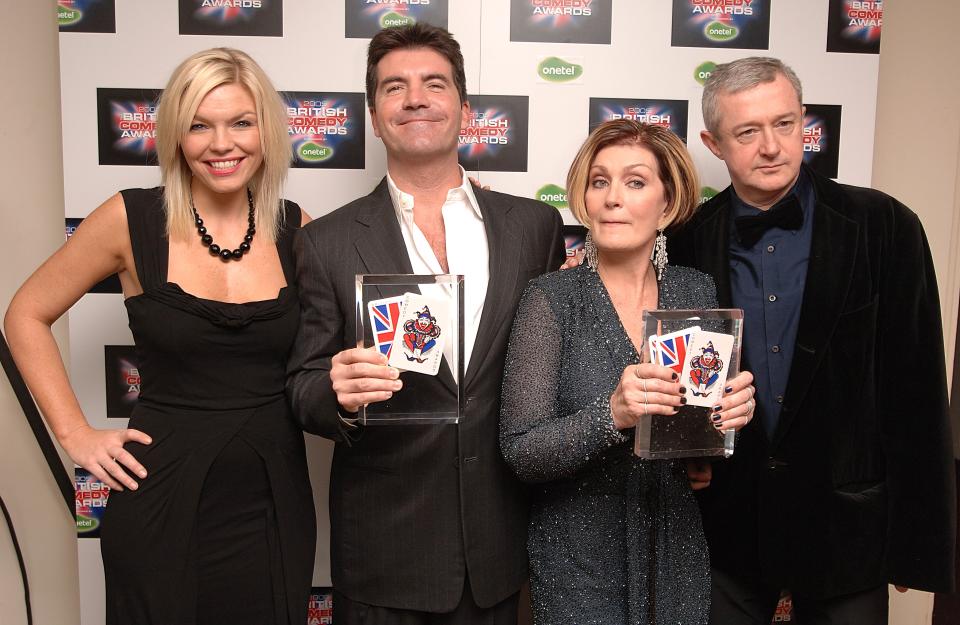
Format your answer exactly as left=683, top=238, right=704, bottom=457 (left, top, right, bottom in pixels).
left=500, top=263, right=715, bottom=625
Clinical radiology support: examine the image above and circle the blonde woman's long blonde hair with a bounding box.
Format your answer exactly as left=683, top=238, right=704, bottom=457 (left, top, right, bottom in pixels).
left=155, top=47, right=290, bottom=242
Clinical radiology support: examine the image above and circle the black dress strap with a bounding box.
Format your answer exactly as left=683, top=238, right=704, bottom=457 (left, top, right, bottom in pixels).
left=121, top=187, right=169, bottom=292
left=276, top=200, right=302, bottom=287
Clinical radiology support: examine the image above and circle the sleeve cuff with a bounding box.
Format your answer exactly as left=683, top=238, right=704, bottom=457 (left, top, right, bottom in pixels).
left=603, top=397, right=630, bottom=444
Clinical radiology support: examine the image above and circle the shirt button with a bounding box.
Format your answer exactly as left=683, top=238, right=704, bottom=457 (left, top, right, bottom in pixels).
left=766, top=245, right=776, bottom=253
left=768, top=294, right=777, bottom=302
left=771, top=345, right=781, bottom=353
left=776, top=395, right=784, bottom=403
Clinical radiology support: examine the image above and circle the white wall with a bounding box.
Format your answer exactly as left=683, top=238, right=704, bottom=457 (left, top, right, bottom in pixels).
left=0, top=1, right=81, bottom=624
left=873, top=0, right=960, bottom=623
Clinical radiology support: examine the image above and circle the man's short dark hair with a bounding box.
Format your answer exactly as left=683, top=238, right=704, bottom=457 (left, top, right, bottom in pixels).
left=365, top=23, right=468, bottom=110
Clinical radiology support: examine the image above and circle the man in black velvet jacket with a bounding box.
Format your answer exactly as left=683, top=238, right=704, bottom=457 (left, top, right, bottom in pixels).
left=669, top=56, right=956, bottom=624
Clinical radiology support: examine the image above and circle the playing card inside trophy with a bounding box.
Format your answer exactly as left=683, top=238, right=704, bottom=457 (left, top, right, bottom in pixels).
left=355, top=274, right=465, bottom=424
left=637, top=308, right=743, bottom=459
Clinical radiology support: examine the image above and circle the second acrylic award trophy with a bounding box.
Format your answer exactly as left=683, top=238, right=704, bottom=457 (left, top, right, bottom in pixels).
left=636, top=308, right=743, bottom=459
left=356, top=274, right=464, bottom=424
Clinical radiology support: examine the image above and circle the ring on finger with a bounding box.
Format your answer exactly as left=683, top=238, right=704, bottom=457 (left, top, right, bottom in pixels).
left=635, top=365, right=643, bottom=379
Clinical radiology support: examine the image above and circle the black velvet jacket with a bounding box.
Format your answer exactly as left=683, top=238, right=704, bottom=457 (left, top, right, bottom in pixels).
left=668, top=165, right=956, bottom=597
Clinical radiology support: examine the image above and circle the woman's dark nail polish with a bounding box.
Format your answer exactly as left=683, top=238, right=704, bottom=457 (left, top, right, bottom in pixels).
left=679, top=386, right=687, bottom=394
left=671, top=372, right=679, bottom=381
left=724, top=386, right=733, bottom=394
left=712, top=405, right=722, bottom=412
left=680, top=397, right=687, bottom=405
left=711, top=413, right=721, bottom=422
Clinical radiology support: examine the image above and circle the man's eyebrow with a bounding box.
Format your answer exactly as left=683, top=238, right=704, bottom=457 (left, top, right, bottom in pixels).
left=422, top=73, right=450, bottom=83
left=379, top=75, right=407, bottom=87
left=379, top=73, right=451, bottom=88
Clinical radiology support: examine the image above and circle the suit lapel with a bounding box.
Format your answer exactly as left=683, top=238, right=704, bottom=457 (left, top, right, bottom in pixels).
left=354, top=179, right=414, bottom=280
left=772, top=189, right=859, bottom=447
left=691, top=195, right=734, bottom=307
left=464, top=189, right=521, bottom=388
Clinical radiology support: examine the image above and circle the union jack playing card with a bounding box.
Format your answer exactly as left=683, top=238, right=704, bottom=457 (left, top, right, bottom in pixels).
left=367, top=296, right=403, bottom=358
left=648, top=325, right=700, bottom=374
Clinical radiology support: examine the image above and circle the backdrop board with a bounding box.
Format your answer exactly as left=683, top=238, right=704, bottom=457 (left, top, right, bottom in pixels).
left=57, top=1, right=882, bottom=622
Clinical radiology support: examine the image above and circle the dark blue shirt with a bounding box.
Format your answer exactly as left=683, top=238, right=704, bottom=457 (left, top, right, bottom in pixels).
left=729, top=168, right=815, bottom=437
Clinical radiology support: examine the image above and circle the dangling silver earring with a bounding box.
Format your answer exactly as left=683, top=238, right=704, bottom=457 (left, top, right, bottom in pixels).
left=584, top=232, right=599, bottom=272
left=651, top=229, right=668, bottom=281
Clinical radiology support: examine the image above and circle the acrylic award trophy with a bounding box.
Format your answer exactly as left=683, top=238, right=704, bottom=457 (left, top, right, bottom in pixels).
left=355, top=274, right=464, bottom=424
left=636, top=308, right=743, bottom=459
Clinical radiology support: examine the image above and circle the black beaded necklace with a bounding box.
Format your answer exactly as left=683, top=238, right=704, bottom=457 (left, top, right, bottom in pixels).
left=191, top=188, right=256, bottom=262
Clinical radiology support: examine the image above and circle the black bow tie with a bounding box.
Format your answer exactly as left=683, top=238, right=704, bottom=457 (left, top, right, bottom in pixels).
left=734, top=195, right=803, bottom=248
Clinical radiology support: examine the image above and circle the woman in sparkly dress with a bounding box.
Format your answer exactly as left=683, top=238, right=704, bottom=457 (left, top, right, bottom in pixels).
left=500, top=120, right=755, bottom=624
left=5, top=49, right=315, bottom=624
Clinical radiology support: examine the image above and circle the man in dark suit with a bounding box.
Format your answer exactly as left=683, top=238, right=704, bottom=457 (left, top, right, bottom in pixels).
left=669, top=56, right=956, bottom=624
left=286, top=23, right=565, bottom=624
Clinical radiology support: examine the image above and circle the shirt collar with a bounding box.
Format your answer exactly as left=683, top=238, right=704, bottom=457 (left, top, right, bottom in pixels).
left=386, top=166, right=483, bottom=223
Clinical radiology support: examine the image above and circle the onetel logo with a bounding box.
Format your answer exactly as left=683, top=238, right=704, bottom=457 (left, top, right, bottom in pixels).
left=694, top=61, right=717, bottom=85
left=705, top=21, right=738, bottom=41
left=536, top=184, right=568, bottom=209
left=700, top=186, right=719, bottom=204
left=381, top=11, right=415, bottom=28
left=537, top=57, right=583, bottom=83
left=299, top=142, right=333, bottom=162
left=77, top=514, right=99, bottom=533
left=58, top=5, right=82, bottom=26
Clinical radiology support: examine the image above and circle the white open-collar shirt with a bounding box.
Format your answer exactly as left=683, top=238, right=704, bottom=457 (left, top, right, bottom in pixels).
left=386, top=167, right=489, bottom=377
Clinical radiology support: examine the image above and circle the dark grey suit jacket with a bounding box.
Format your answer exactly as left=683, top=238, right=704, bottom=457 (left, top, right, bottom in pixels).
left=287, top=178, right=565, bottom=611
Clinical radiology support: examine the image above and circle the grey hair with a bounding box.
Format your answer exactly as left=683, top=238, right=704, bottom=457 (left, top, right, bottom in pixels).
left=701, top=57, right=803, bottom=133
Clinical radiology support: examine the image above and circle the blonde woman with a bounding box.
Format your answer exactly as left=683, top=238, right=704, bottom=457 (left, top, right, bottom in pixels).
left=4, top=48, right=314, bottom=624
left=500, top=120, right=755, bottom=624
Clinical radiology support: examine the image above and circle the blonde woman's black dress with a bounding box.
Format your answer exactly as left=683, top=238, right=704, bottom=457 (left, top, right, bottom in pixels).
left=99, top=187, right=316, bottom=625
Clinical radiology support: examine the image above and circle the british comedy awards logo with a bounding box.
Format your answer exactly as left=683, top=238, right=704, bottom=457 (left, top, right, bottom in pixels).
left=827, top=0, right=881, bottom=54
left=66, top=219, right=122, bottom=293
left=97, top=88, right=161, bottom=166
left=285, top=92, right=365, bottom=169
left=589, top=98, right=689, bottom=142
left=76, top=468, right=110, bottom=538
left=58, top=0, right=116, bottom=32
left=510, top=0, right=612, bottom=44
left=105, top=345, right=141, bottom=419
left=308, top=588, right=334, bottom=625
left=802, top=104, right=842, bottom=179
left=345, top=0, right=449, bottom=38
left=563, top=225, right=587, bottom=258
left=671, top=0, right=770, bottom=49
left=458, top=96, right=529, bottom=173
left=179, top=0, right=283, bottom=36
